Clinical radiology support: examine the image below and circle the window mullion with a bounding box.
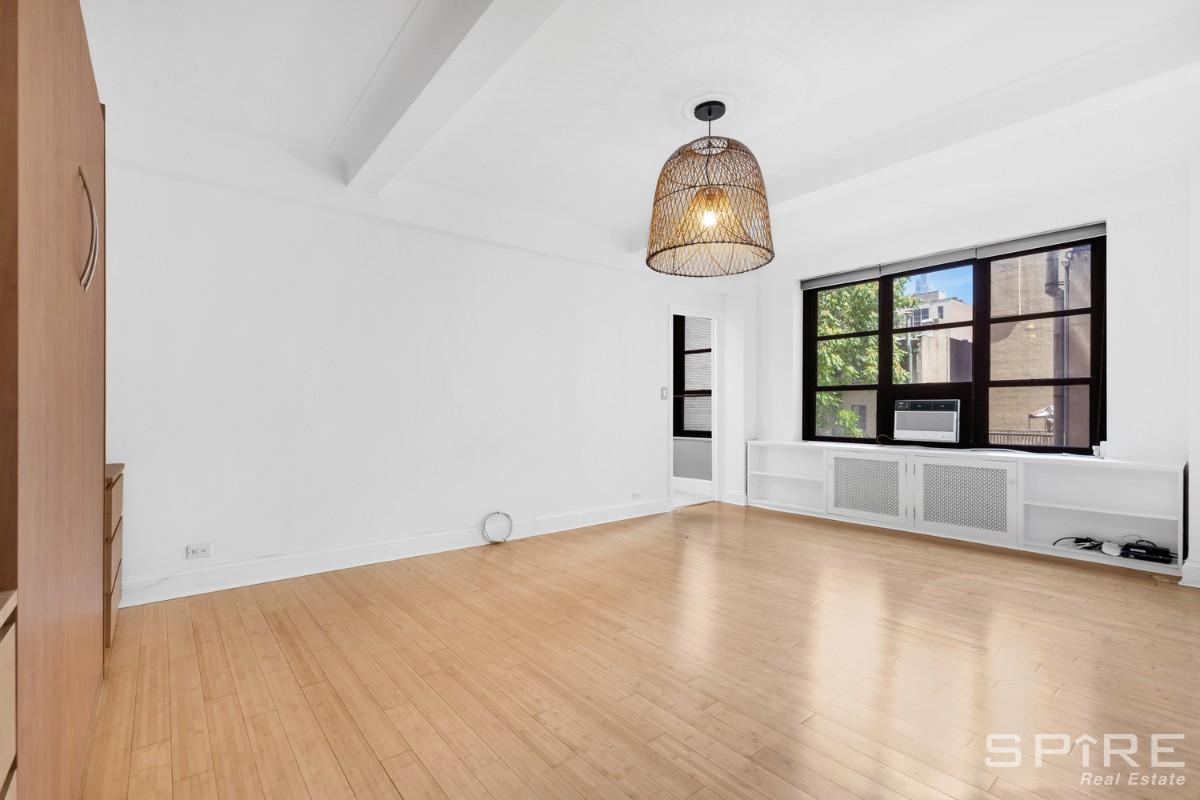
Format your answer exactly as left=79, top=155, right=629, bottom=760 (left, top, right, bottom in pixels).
left=814, top=329, right=880, bottom=343
left=990, top=307, right=1091, bottom=325
left=972, top=259, right=989, bottom=447
left=878, top=276, right=893, bottom=440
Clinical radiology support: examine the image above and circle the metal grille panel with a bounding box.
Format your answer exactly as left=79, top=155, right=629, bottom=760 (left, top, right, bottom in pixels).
left=922, top=463, right=1008, bottom=533
left=833, top=457, right=900, bottom=517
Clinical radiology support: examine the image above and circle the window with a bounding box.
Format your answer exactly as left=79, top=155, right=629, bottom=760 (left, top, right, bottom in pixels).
left=988, top=243, right=1098, bottom=449
left=674, top=315, right=712, bottom=437
left=812, top=281, right=879, bottom=438
left=802, top=233, right=1105, bottom=453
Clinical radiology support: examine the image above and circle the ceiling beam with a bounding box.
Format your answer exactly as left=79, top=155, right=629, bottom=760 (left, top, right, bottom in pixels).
left=338, top=0, right=564, bottom=193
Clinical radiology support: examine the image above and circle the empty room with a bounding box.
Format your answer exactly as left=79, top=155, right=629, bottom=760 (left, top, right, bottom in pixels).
left=4, top=0, right=1200, bottom=798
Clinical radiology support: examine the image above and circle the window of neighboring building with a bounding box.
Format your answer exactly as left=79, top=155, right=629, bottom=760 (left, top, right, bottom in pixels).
left=674, top=315, right=712, bottom=438
left=801, top=233, right=1105, bottom=453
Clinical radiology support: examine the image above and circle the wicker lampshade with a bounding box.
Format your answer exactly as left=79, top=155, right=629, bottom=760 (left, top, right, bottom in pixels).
left=646, top=134, right=774, bottom=277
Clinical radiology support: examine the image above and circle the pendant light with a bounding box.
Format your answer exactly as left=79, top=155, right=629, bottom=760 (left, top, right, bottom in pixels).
left=646, top=100, right=774, bottom=277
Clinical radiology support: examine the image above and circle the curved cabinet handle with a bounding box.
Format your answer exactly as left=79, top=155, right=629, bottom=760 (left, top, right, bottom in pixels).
left=78, top=167, right=99, bottom=292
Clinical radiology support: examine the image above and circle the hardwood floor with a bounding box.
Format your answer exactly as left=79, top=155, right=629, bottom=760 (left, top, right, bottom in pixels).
left=82, top=503, right=1200, bottom=799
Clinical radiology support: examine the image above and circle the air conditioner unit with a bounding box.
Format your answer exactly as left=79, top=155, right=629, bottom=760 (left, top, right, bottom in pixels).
left=894, top=399, right=959, bottom=443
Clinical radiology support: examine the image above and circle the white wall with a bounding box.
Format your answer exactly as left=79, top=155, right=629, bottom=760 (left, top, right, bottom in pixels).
left=1185, top=142, right=1200, bottom=587
left=108, top=159, right=726, bottom=604
left=754, top=90, right=1195, bottom=465
left=107, top=71, right=1200, bottom=598
left=750, top=77, right=1200, bottom=581
left=718, top=282, right=757, bottom=504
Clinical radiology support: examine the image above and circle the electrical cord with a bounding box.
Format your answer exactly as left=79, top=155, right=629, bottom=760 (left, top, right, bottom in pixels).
left=1052, top=536, right=1102, bottom=551
left=1051, top=534, right=1177, bottom=559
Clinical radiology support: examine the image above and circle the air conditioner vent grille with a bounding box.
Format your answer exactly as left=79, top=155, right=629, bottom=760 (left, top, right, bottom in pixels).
left=833, top=457, right=900, bottom=517
left=922, top=463, right=1008, bottom=533
left=896, top=410, right=956, bottom=433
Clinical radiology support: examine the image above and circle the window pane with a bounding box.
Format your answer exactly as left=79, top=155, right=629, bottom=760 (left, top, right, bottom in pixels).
left=989, top=385, right=1089, bottom=448
left=683, top=351, right=712, bottom=391
left=817, top=335, right=878, bottom=386
left=990, top=244, right=1091, bottom=318
left=893, top=326, right=973, bottom=383
left=815, top=390, right=877, bottom=438
left=684, top=316, right=711, bottom=350
left=683, top=396, right=711, bottom=433
left=893, top=264, right=973, bottom=328
left=817, top=282, right=878, bottom=335
left=991, top=315, right=1090, bottom=381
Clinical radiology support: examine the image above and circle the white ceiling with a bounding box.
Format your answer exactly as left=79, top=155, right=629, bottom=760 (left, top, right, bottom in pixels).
left=84, top=0, right=1200, bottom=264
left=401, top=0, right=1199, bottom=239
left=83, top=0, right=422, bottom=149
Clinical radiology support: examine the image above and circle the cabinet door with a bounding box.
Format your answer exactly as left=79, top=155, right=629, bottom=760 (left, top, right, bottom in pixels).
left=6, top=0, right=106, bottom=797
left=913, top=456, right=1018, bottom=546
left=826, top=451, right=910, bottom=528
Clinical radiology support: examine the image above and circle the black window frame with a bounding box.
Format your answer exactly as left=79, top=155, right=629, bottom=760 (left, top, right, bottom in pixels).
left=802, top=235, right=1106, bottom=455
left=673, top=314, right=712, bottom=439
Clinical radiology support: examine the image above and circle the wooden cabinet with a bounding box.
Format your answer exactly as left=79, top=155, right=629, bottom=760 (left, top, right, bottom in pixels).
left=105, top=564, right=121, bottom=650
left=0, top=593, right=15, bottom=795
left=105, top=521, right=123, bottom=598
left=103, top=465, right=123, bottom=660
left=104, top=464, right=123, bottom=540
left=0, top=0, right=106, bottom=796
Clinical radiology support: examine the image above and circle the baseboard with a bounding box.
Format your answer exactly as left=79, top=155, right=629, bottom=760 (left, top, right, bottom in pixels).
left=120, top=497, right=671, bottom=606
left=1180, top=560, right=1200, bottom=588
left=671, top=477, right=713, bottom=496
left=721, top=490, right=747, bottom=506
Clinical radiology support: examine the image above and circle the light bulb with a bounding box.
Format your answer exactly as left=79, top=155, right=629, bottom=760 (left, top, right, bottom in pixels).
left=701, top=210, right=718, bottom=228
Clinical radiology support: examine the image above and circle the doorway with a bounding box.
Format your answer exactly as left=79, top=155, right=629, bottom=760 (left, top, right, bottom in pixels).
left=670, top=309, right=718, bottom=508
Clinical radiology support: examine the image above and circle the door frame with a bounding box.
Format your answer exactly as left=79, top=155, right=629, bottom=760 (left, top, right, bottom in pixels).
left=669, top=305, right=721, bottom=503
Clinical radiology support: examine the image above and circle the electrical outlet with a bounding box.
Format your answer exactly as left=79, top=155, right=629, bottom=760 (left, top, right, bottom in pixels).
left=632, top=491, right=642, bottom=502
left=186, top=542, right=211, bottom=559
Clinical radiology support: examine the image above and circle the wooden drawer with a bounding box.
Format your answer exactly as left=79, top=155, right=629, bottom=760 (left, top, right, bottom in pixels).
left=0, top=619, right=14, bottom=782
left=104, top=563, right=121, bottom=649
left=104, top=519, right=122, bottom=593
left=104, top=471, right=123, bottom=541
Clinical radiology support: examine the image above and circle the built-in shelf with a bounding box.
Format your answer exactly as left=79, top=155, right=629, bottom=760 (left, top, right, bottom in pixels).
left=745, top=440, right=1186, bottom=578
left=748, top=471, right=822, bottom=482
left=1022, top=499, right=1179, bottom=523
left=1021, top=543, right=1180, bottom=576
left=747, top=498, right=824, bottom=517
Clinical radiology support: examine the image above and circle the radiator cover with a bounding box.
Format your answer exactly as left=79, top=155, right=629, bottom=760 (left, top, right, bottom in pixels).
left=914, top=457, right=1017, bottom=544
left=828, top=454, right=907, bottom=525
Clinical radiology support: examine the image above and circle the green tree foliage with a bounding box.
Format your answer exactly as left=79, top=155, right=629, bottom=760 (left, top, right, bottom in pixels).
left=814, top=279, right=919, bottom=437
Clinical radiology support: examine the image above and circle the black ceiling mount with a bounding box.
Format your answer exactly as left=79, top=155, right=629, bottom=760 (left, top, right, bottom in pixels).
left=693, top=100, right=726, bottom=122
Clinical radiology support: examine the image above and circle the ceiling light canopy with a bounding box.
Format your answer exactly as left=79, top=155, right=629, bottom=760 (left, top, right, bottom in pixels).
left=646, top=100, right=774, bottom=277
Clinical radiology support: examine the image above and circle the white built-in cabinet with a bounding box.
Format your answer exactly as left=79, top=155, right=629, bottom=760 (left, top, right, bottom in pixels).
left=825, top=450, right=908, bottom=527
left=747, top=440, right=1185, bottom=576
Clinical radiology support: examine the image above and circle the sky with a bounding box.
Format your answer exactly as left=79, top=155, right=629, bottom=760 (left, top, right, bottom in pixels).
left=906, top=264, right=973, bottom=305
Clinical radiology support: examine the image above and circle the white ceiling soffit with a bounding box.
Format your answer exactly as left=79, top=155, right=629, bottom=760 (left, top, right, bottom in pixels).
left=623, top=6, right=1200, bottom=253
left=770, top=7, right=1200, bottom=214
left=338, top=0, right=566, bottom=192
